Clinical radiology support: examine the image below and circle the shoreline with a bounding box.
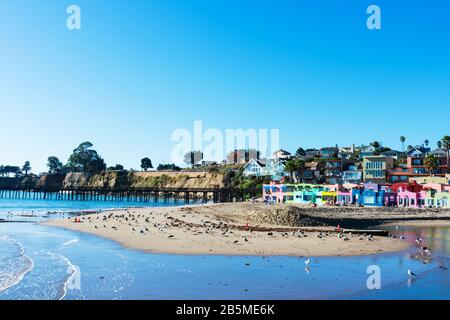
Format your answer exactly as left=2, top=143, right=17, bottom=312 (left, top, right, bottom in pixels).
left=41, top=203, right=442, bottom=257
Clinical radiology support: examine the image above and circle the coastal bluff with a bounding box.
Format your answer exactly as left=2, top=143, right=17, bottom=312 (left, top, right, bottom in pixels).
left=1, top=171, right=225, bottom=190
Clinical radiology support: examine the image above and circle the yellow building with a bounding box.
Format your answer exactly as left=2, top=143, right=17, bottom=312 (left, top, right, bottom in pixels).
left=362, top=156, right=394, bottom=184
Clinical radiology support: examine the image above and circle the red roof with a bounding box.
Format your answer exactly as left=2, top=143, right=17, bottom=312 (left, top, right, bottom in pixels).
left=390, top=182, right=423, bottom=193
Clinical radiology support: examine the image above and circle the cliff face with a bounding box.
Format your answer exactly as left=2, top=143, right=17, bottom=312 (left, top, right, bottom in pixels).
left=0, top=176, right=40, bottom=189
left=1, top=171, right=226, bottom=190
left=129, top=172, right=224, bottom=189
left=37, top=174, right=66, bottom=189
left=62, top=172, right=90, bottom=188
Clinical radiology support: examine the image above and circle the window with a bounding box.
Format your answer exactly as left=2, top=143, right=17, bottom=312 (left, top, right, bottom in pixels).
left=365, top=196, right=375, bottom=204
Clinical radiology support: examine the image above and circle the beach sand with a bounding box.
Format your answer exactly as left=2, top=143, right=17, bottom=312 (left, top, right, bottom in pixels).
left=42, top=203, right=416, bottom=257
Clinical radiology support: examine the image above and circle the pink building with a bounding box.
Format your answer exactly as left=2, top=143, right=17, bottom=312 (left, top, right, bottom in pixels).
left=263, top=182, right=286, bottom=203
left=391, top=182, right=425, bottom=208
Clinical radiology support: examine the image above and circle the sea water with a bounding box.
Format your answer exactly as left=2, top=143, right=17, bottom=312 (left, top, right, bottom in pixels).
left=1, top=199, right=449, bottom=300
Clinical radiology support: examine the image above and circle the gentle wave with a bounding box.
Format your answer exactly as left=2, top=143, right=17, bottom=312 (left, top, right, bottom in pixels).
left=47, top=252, right=78, bottom=300
left=0, top=236, right=34, bottom=292
left=61, top=239, right=79, bottom=247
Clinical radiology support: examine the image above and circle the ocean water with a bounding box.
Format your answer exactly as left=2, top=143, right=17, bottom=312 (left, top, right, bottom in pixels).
left=1, top=198, right=450, bottom=300
left=0, top=197, right=183, bottom=221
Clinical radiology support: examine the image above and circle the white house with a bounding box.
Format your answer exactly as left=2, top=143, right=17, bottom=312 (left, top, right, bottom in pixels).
left=243, top=159, right=286, bottom=180
left=272, top=149, right=291, bottom=162
left=243, top=159, right=265, bottom=177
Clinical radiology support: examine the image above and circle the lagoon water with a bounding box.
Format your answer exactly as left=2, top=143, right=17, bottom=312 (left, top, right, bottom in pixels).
left=1, top=198, right=450, bottom=300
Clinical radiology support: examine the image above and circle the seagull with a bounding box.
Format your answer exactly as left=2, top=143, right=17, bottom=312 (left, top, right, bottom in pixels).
left=400, top=235, right=406, bottom=240
left=408, top=269, right=417, bottom=278
left=304, top=258, right=310, bottom=268
left=415, top=237, right=423, bottom=245
left=422, top=246, right=432, bottom=255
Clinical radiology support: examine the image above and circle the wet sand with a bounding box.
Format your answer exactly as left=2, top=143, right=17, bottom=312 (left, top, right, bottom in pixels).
left=42, top=203, right=416, bottom=257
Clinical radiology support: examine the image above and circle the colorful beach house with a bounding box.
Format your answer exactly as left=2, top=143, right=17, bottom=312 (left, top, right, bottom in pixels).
left=353, top=182, right=396, bottom=207
left=336, top=185, right=354, bottom=205
left=262, top=182, right=286, bottom=203
left=321, top=184, right=338, bottom=205
left=422, top=183, right=450, bottom=208
left=391, top=182, right=425, bottom=208
left=286, top=183, right=323, bottom=205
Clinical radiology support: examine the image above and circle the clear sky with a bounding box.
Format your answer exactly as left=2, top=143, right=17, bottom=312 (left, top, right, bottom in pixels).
left=1, top=0, right=449, bottom=173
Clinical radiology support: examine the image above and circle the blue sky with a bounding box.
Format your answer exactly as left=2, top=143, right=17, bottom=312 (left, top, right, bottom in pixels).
left=1, top=0, right=449, bottom=172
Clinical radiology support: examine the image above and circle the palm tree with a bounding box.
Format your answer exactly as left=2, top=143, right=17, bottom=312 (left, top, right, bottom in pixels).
left=294, top=159, right=305, bottom=183
left=441, top=136, right=450, bottom=173
left=424, top=154, right=438, bottom=176
left=438, top=141, right=443, bottom=149
left=285, top=160, right=296, bottom=183
left=400, top=136, right=406, bottom=152
left=424, top=139, right=429, bottom=147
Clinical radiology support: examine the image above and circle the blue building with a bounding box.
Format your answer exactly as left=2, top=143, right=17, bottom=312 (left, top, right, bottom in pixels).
left=352, top=182, right=396, bottom=207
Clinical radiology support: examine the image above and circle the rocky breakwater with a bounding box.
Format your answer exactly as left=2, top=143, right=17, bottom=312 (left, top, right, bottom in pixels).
left=248, top=204, right=450, bottom=229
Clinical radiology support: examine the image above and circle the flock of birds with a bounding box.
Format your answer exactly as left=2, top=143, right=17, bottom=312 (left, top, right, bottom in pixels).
left=78, top=209, right=441, bottom=283
left=302, top=231, right=436, bottom=282
left=82, top=209, right=179, bottom=238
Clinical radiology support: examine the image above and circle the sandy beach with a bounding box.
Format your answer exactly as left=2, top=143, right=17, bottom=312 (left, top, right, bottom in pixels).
left=42, top=203, right=450, bottom=257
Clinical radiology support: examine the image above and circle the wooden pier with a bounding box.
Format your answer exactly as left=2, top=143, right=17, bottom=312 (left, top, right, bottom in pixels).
left=0, top=186, right=254, bottom=204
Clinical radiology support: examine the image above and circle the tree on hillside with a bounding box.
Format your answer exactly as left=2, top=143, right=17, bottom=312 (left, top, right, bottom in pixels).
left=47, top=156, right=63, bottom=173
left=22, top=161, right=31, bottom=175
left=140, top=157, right=153, bottom=171
left=424, top=154, right=438, bottom=176
left=294, top=159, right=305, bottom=182
left=295, top=147, right=306, bottom=158
left=285, top=159, right=304, bottom=182
left=67, top=141, right=106, bottom=174
left=424, top=139, right=430, bottom=147
left=284, top=160, right=296, bottom=182
left=441, top=136, right=450, bottom=173
left=370, top=141, right=381, bottom=149
left=157, top=163, right=181, bottom=171
left=108, top=164, right=125, bottom=171
left=0, top=165, right=21, bottom=177
left=400, top=136, right=406, bottom=152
